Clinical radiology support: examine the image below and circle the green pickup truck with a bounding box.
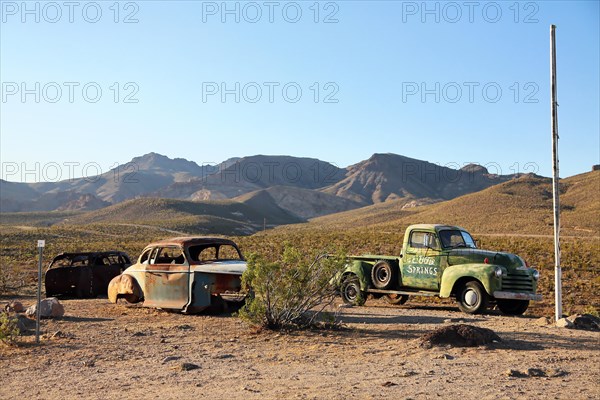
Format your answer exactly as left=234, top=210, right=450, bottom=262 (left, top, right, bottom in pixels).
left=338, top=224, right=541, bottom=315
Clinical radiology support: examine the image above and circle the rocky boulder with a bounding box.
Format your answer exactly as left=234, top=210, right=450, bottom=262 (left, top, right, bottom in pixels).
left=556, top=318, right=573, bottom=328
left=5, top=301, right=25, bottom=313
left=567, top=314, right=600, bottom=331
left=16, top=315, right=36, bottom=334
left=556, top=314, right=600, bottom=331
left=25, top=298, right=64, bottom=319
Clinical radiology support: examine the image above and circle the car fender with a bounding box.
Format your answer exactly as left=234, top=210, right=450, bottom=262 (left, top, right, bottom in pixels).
left=439, top=263, right=500, bottom=298
left=108, top=273, right=143, bottom=304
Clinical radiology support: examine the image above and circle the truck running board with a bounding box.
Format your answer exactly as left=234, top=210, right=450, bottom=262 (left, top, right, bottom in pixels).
left=367, top=289, right=438, bottom=297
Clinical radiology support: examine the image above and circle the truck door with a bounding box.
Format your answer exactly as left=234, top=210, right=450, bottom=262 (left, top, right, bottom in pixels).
left=143, top=246, right=190, bottom=310
left=401, top=231, right=442, bottom=290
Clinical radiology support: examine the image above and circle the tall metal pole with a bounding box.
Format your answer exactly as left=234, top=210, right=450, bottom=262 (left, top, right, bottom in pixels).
left=36, top=240, right=45, bottom=343
left=550, top=25, right=562, bottom=321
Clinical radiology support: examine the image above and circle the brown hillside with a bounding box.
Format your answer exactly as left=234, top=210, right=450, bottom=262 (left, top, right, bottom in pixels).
left=307, top=171, right=600, bottom=236
left=62, top=197, right=303, bottom=235
left=321, top=153, right=516, bottom=205
left=234, top=186, right=362, bottom=219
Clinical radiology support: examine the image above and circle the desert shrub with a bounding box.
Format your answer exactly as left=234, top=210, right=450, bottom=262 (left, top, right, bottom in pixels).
left=238, top=245, right=347, bottom=330
left=0, top=312, right=20, bottom=344
left=0, top=267, right=7, bottom=295
left=582, top=305, right=599, bottom=318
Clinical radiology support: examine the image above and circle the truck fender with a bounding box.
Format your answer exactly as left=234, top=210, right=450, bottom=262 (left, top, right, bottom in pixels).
left=439, top=264, right=498, bottom=298
left=344, top=260, right=373, bottom=292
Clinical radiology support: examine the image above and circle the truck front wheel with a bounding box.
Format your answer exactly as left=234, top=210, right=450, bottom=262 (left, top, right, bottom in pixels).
left=340, top=276, right=365, bottom=306
left=497, top=299, right=529, bottom=315
left=457, top=281, right=489, bottom=314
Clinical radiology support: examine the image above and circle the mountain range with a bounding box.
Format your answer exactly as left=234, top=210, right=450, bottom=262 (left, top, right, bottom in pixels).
left=2, top=152, right=596, bottom=235
left=0, top=152, right=518, bottom=213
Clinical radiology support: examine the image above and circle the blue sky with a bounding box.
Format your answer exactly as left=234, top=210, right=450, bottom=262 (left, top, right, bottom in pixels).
left=1, top=0, right=598, bottom=182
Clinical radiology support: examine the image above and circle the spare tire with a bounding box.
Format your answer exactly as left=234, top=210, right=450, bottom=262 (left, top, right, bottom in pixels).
left=371, top=260, right=397, bottom=290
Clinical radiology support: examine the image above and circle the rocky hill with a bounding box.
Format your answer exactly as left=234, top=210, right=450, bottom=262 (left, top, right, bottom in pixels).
left=321, top=153, right=517, bottom=205
left=4, top=153, right=594, bottom=237
left=305, top=170, right=600, bottom=236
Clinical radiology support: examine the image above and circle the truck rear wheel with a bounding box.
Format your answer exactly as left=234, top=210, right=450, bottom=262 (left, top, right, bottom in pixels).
left=457, top=281, right=489, bottom=314
left=371, top=261, right=397, bottom=290
left=497, top=299, right=529, bottom=315
left=385, top=293, right=409, bottom=305
left=340, top=275, right=365, bottom=306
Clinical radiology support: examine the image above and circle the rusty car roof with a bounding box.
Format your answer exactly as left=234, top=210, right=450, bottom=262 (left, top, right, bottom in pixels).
left=147, top=237, right=239, bottom=247
left=51, top=251, right=129, bottom=259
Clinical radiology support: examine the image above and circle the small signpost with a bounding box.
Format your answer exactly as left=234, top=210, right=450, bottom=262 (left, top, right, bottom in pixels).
left=36, top=240, right=45, bottom=344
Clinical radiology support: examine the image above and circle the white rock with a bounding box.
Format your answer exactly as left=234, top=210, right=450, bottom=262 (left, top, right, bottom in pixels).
left=555, top=318, right=573, bottom=328
left=25, top=297, right=64, bottom=318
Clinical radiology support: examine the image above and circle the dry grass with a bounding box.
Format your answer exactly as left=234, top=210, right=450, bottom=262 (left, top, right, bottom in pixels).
left=1, top=171, right=597, bottom=314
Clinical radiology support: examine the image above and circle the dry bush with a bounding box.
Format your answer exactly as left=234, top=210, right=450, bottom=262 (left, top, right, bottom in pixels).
left=238, top=245, right=346, bottom=330
left=0, top=312, right=19, bottom=344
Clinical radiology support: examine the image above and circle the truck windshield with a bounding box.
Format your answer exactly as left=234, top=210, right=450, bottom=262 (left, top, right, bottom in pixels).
left=438, top=230, right=477, bottom=249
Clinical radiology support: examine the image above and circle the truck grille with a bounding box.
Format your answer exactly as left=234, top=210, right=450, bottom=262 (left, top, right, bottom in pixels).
left=501, top=272, right=534, bottom=292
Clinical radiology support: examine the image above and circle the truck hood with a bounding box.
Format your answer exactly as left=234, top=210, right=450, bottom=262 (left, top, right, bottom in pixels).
left=447, top=249, right=524, bottom=269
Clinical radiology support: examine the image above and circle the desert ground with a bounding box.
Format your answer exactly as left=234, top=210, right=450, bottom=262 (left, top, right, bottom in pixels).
left=1, top=296, right=598, bottom=400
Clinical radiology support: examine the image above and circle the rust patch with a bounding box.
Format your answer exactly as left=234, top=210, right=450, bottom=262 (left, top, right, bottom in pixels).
left=108, top=274, right=143, bottom=304
left=45, top=251, right=131, bottom=298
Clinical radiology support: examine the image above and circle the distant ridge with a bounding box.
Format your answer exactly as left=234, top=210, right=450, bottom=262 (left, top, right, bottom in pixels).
left=63, top=197, right=303, bottom=235
left=321, top=153, right=517, bottom=205
left=305, top=170, right=600, bottom=237
left=2, top=152, right=591, bottom=235
left=234, top=186, right=362, bottom=219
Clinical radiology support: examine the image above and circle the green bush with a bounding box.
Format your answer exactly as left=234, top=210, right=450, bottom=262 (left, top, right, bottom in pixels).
left=238, top=245, right=347, bottom=330
left=0, top=312, right=20, bottom=344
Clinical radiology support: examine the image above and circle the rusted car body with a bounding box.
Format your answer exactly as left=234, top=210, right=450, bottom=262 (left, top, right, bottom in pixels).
left=45, top=251, right=132, bottom=298
left=108, top=237, right=247, bottom=313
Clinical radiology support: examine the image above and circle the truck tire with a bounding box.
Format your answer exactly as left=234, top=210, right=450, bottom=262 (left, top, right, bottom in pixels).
left=385, top=293, right=409, bottom=305
left=340, top=275, right=365, bottom=306
left=371, top=261, right=397, bottom=290
left=497, top=299, right=529, bottom=315
left=457, top=281, right=489, bottom=314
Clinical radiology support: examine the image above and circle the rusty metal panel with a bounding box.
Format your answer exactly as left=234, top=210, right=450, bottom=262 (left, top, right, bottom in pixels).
left=211, top=273, right=243, bottom=294
left=111, top=238, right=247, bottom=314
left=186, top=272, right=244, bottom=313
left=45, top=252, right=130, bottom=298
left=142, top=265, right=190, bottom=310
left=188, top=273, right=215, bottom=312
left=45, top=266, right=92, bottom=297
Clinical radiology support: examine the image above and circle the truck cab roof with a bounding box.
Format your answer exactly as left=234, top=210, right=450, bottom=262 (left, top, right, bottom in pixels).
left=407, top=224, right=467, bottom=232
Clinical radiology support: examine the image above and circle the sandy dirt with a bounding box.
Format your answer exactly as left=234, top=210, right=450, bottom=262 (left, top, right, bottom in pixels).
left=1, top=296, right=599, bottom=400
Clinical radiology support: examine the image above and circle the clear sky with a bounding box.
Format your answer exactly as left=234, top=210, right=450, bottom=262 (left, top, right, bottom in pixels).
left=1, top=0, right=598, bottom=182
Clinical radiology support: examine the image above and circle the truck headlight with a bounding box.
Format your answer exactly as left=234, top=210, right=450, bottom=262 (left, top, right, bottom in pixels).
left=494, top=267, right=503, bottom=278
left=532, top=270, right=540, bottom=281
